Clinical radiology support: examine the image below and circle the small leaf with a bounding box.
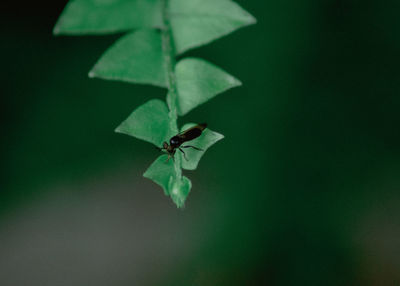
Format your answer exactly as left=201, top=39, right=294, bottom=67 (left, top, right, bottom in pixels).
left=169, top=176, right=191, bottom=208
left=179, top=123, right=224, bottom=170
left=144, top=155, right=192, bottom=208
left=89, top=29, right=166, bottom=87
left=115, top=99, right=170, bottom=147
left=175, top=58, right=241, bottom=116
left=169, top=0, right=256, bottom=54
left=143, top=155, right=175, bottom=195
left=54, top=0, right=163, bottom=35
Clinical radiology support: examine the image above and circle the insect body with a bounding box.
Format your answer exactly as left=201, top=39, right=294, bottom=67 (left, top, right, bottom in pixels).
left=160, top=123, right=207, bottom=161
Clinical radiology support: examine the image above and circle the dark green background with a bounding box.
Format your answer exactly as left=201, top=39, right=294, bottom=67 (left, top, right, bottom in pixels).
left=2, top=0, right=400, bottom=285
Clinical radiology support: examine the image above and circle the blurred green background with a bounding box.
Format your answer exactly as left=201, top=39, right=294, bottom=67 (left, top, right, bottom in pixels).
left=2, top=0, right=400, bottom=285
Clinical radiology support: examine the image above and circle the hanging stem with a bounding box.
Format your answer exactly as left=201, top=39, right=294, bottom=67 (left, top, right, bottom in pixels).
left=161, top=0, right=182, bottom=180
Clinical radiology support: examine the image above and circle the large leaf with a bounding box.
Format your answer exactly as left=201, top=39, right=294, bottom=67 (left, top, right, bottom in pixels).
left=89, top=29, right=166, bottom=87
left=179, top=123, right=224, bottom=170
left=175, top=58, right=241, bottom=116
left=144, top=155, right=192, bottom=207
left=115, top=99, right=170, bottom=147
left=54, top=0, right=162, bottom=35
left=169, top=0, right=256, bottom=54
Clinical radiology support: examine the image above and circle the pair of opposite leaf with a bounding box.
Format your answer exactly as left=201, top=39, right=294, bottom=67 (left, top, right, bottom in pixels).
left=54, top=0, right=256, bottom=207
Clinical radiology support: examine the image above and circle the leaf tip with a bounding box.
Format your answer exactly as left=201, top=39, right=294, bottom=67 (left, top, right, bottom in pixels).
left=52, top=25, right=61, bottom=36
left=114, top=126, right=123, bottom=134
left=88, top=70, right=96, bottom=78
left=114, top=121, right=130, bottom=136
left=229, top=75, right=242, bottom=88
left=233, top=77, right=243, bottom=87
left=114, top=118, right=129, bottom=135
left=53, top=18, right=67, bottom=36
left=247, top=14, right=257, bottom=25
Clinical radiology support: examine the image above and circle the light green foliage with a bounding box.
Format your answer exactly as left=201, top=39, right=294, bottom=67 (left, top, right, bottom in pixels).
left=53, top=0, right=163, bottom=34
left=175, top=58, right=242, bottom=116
left=115, top=99, right=171, bottom=147
left=143, top=156, right=191, bottom=207
left=169, top=0, right=257, bottom=54
left=143, top=155, right=174, bottom=195
left=179, top=123, right=224, bottom=170
left=169, top=176, right=191, bottom=208
left=89, top=30, right=166, bottom=87
left=54, top=0, right=255, bottom=207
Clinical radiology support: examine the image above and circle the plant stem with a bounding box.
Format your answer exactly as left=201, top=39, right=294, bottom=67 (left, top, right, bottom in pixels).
left=161, top=0, right=182, bottom=180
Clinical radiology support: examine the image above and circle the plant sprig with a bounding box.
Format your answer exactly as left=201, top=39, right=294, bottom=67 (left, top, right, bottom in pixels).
left=54, top=0, right=256, bottom=207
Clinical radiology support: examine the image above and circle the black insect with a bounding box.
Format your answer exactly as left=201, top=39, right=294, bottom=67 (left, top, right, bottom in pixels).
left=159, top=123, right=207, bottom=162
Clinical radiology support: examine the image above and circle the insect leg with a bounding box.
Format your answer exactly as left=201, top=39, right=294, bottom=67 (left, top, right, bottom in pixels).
left=179, top=148, right=188, bottom=161
left=165, top=154, right=175, bottom=163
left=181, top=145, right=203, bottom=151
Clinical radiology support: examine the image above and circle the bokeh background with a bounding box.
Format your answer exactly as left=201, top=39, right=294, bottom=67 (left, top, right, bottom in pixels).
left=2, top=0, right=400, bottom=285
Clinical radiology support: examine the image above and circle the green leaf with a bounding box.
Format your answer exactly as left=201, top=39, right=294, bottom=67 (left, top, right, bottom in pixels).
left=115, top=99, right=171, bottom=147
left=179, top=123, right=224, bottom=170
left=175, top=58, right=241, bottom=116
left=144, top=155, right=191, bottom=208
left=169, top=0, right=256, bottom=54
left=53, top=0, right=163, bottom=35
left=143, top=155, right=175, bottom=195
left=89, top=29, right=166, bottom=87
left=169, top=176, right=191, bottom=208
